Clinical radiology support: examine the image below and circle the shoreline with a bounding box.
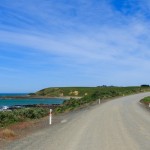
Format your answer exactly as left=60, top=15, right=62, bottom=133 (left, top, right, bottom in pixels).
left=0, top=95, right=82, bottom=100
left=0, top=96, right=82, bottom=111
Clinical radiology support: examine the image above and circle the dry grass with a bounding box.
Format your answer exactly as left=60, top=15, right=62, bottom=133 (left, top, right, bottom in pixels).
left=1, top=129, right=16, bottom=139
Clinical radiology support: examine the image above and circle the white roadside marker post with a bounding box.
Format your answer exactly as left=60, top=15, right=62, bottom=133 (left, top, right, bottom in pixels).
left=49, top=109, right=52, bottom=125
left=149, top=103, right=150, bottom=108
left=99, top=99, right=101, bottom=104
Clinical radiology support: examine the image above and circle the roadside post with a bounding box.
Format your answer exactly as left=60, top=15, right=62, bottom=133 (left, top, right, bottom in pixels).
left=49, top=109, right=52, bottom=125
left=99, top=98, right=101, bottom=104
left=149, top=103, right=150, bottom=108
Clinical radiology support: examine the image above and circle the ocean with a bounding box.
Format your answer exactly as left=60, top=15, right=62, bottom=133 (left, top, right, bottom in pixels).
left=0, top=93, right=64, bottom=107
left=0, top=93, right=28, bottom=97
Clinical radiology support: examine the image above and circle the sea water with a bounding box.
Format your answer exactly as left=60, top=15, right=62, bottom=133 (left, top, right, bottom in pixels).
left=0, top=93, right=64, bottom=107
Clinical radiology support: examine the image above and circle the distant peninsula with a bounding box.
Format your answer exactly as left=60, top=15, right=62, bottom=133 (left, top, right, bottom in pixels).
left=29, top=85, right=150, bottom=98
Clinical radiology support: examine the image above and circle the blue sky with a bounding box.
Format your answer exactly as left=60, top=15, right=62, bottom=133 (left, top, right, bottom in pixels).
left=0, top=0, right=150, bottom=92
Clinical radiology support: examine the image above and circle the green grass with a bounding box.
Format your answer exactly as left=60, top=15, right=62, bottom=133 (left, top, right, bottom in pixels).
left=143, top=97, right=150, bottom=102
left=141, top=96, right=150, bottom=104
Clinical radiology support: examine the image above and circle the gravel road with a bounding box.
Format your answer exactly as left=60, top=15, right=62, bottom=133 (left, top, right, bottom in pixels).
left=4, top=92, right=150, bottom=150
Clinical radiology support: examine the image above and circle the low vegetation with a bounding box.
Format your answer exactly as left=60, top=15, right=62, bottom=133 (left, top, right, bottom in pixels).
left=54, top=86, right=150, bottom=113
left=140, top=96, right=150, bottom=106
left=0, top=108, right=49, bottom=127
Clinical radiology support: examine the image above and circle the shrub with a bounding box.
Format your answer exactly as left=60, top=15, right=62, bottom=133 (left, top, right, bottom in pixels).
left=0, top=108, right=49, bottom=127
left=1, top=129, right=16, bottom=138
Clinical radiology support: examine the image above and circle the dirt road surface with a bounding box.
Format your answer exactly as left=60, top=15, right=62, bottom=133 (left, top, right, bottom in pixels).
left=4, top=92, right=150, bottom=150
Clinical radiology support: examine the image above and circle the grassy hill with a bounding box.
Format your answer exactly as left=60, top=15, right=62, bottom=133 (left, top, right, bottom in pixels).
left=33, top=86, right=150, bottom=97
left=34, top=87, right=97, bottom=97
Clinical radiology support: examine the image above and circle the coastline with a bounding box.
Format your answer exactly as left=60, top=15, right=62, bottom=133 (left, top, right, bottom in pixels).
left=0, top=95, right=82, bottom=100
left=0, top=96, right=81, bottom=111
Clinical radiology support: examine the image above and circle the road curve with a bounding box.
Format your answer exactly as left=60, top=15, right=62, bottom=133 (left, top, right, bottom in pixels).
left=5, top=92, right=150, bottom=150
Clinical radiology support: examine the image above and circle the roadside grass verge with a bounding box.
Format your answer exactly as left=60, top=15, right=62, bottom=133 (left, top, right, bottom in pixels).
left=140, top=96, right=150, bottom=106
